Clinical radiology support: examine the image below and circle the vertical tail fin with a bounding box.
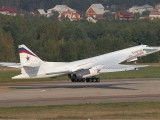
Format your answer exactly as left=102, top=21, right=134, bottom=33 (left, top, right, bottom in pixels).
left=18, top=45, right=42, bottom=65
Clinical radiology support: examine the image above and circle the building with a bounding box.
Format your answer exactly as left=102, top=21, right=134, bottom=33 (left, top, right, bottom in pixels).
left=115, top=11, right=134, bottom=20
left=149, top=11, right=160, bottom=20
left=47, top=5, right=76, bottom=15
left=129, top=4, right=154, bottom=14
left=87, top=17, right=97, bottom=23
left=143, top=4, right=154, bottom=11
left=47, top=5, right=80, bottom=21
left=69, top=13, right=81, bottom=21
left=0, top=6, right=16, bottom=16
left=59, top=9, right=81, bottom=21
left=37, top=9, right=47, bottom=16
left=85, top=4, right=105, bottom=19
left=32, top=9, right=47, bottom=17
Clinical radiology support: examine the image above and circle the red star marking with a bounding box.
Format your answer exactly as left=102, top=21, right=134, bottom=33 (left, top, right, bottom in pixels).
left=26, top=56, right=30, bottom=61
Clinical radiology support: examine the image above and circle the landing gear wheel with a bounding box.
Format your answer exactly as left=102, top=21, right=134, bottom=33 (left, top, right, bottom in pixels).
left=96, top=78, right=100, bottom=82
left=77, top=79, right=81, bottom=82
left=86, top=78, right=90, bottom=82
left=71, top=79, right=75, bottom=82
left=81, top=79, right=85, bottom=82
left=85, top=77, right=100, bottom=83
left=71, top=77, right=100, bottom=83
left=91, top=77, right=95, bottom=82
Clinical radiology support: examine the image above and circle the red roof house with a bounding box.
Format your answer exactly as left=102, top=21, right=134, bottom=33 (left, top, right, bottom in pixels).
left=70, top=13, right=81, bottom=21
left=115, top=11, right=134, bottom=20
left=0, top=6, right=16, bottom=16
left=149, top=11, right=160, bottom=20
left=59, top=9, right=81, bottom=21
left=85, top=4, right=105, bottom=19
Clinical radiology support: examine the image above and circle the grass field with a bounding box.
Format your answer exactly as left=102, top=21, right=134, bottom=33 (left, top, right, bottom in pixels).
left=0, top=66, right=160, bottom=83
left=0, top=102, right=160, bottom=119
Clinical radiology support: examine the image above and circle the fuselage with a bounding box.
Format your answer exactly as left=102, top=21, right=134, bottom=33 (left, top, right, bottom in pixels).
left=12, top=45, right=160, bottom=79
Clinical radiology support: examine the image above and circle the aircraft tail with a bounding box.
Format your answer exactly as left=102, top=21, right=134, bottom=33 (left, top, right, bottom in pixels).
left=18, top=45, right=42, bottom=66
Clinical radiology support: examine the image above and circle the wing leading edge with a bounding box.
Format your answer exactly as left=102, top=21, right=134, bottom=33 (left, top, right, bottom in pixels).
left=100, top=64, right=148, bottom=73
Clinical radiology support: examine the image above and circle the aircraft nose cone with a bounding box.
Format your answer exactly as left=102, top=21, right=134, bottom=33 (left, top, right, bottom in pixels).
left=151, top=47, right=160, bottom=52
left=153, top=47, right=160, bottom=50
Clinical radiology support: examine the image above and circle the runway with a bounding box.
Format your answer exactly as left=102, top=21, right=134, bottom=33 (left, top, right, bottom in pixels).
left=0, top=78, right=160, bottom=107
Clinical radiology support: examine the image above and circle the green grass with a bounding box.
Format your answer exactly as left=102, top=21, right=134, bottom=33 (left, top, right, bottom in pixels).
left=0, top=66, right=160, bottom=83
left=0, top=102, right=160, bottom=119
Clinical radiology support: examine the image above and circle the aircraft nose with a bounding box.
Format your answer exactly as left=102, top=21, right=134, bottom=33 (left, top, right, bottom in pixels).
left=151, top=46, right=160, bottom=52
left=144, top=46, right=160, bottom=54
left=157, top=47, right=160, bottom=50
left=153, top=46, right=160, bottom=50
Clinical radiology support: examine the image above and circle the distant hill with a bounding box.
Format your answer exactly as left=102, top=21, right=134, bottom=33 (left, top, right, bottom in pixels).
left=0, top=0, right=159, bottom=12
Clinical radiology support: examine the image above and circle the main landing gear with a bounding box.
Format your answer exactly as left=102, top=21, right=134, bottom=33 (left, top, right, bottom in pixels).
left=71, top=77, right=100, bottom=83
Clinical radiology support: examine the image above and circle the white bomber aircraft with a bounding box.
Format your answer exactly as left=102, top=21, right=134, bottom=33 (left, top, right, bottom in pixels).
left=0, top=44, right=160, bottom=82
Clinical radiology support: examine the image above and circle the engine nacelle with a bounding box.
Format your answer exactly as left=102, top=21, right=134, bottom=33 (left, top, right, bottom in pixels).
left=83, top=68, right=100, bottom=78
left=68, top=68, right=100, bottom=79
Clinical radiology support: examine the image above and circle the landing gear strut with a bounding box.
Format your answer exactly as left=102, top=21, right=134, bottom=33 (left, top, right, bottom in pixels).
left=71, top=77, right=100, bottom=83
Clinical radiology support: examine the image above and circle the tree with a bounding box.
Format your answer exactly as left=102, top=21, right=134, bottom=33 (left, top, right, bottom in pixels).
left=0, top=29, right=16, bottom=61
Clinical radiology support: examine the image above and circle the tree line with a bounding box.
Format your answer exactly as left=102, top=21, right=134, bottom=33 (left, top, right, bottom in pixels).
left=0, top=15, right=160, bottom=63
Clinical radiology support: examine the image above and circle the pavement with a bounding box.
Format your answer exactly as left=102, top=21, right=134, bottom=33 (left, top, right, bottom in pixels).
left=0, top=78, right=160, bottom=107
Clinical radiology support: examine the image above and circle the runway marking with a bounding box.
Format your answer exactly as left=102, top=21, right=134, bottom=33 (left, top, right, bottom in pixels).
left=40, top=90, right=46, bottom=92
